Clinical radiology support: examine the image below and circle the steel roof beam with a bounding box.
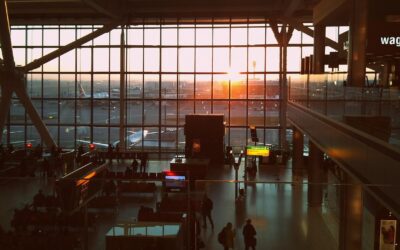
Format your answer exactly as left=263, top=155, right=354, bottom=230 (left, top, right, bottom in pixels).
left=21, top=20, right=120, bottom=72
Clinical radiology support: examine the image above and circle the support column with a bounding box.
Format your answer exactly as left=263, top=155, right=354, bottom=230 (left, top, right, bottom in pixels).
left=292, top=127, right=304, bottom=173
left=0, top=82, right=13, bottom=143
left=279, top=24, right=288, bottom=150
left=347, top=0, right=368, bottom=87
left=308, top=140, right=323, bottom=207
left=119, top=27, right=126, bottom=150
left=339, top=174, right=363, bottom=250
left=313, top=24, right=325, bottom=74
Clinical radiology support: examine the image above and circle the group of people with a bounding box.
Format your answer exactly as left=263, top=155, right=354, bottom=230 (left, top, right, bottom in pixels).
left=199, top=194, right=257, bottom=250
left=218, top=220, right=257, bottom=250
left=125, top=153, right=148, bottom=174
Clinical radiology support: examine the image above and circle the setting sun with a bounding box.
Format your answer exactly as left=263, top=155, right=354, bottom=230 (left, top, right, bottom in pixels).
left=227, top=68, right=241, bottom=82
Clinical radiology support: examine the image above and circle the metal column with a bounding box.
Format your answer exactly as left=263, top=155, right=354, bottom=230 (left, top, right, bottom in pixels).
left=308, top=140, right=323, bottom=207
left=119, top=26, right=126, bottom=150
left=347, top=0, right=368, bottom=87
left=313, top=24, right=325, bottom=74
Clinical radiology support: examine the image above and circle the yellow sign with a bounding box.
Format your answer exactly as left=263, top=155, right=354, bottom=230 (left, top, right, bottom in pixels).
left=246, top=146, right=270, bottom=157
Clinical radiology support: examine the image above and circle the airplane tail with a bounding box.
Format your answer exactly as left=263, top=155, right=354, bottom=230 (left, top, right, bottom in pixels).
left=78, top=83, right=86, bottom=98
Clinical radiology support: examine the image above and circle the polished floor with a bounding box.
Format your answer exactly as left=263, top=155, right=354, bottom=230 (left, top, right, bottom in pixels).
left=0, top=158, right=338, bottom=250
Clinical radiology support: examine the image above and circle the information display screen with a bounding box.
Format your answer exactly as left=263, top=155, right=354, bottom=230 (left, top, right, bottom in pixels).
left=164, top=173, right=186, bottom=191
left=246, top=146, right=270, bottom=157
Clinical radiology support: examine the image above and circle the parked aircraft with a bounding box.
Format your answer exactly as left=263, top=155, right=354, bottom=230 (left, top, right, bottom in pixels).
left=76, top=129, right=155, bottom=149
left=78, top=83, right=109, bottom=99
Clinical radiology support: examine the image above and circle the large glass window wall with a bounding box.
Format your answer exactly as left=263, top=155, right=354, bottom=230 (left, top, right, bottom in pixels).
left=5, top=20, right=316, bottom=157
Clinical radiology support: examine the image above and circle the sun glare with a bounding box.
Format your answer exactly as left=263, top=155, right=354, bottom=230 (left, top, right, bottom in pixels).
left=227, top=68, right=241, bottom=82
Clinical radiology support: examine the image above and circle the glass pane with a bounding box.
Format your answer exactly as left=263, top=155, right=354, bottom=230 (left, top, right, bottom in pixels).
left=213, top=74, right=229, bottom=99
left=213, top=48, right=230, bottom=72
left=178, top=100, right=193, bottom=125
left=162, top=28, right=177, bottom=45
left=212, top=101, right=229, bottom=123
left=11, top=29, right=26, bottom=46
left=230, top=74, right=246, bottom=99
left=265, top=101, right=280, bottom=126
left=195, top=100, right=211, bottom=114
left=230, top=101, right=246, bottom=125
left=249, top=100, right=264, bottom=126
left=127, top=74, right=143, bottom=98
left=231, top=48, right=247, bottom=72
left=93, top=48, right=109, bottom=71
left=128, top=28, right=143, bottom=45
left=60, top=74, right=75, bottom=98
left=249, top=75, right=265, bottom=99
left=144, top=48, right=160, bottom=71
left=249, top=27, right=265, bottom=45
left=110, top=48, right=120, bottom=72
left=213, top=28, right=229, bottom=45
left=287, top=47, right=301, bottom=72
left=179, top=74, right=194, bottom=99
left=60, top=50, right=76, bottom=72
left=161, top=75, right=178, bottom=99
left=179, top=28, right=195, bottom=45
left=230, top=127, right=246, bottom=147
left=266, top=47, right=279, bottom=72
left=231, top=28, right=247, bottom=45
left=43, top=74, right=58, bottom=98
left=127, top=100, right=143, bottom=125
left=144, top=28, right=160, bottom=45
left=266, top=75, right=280, bottom=99
left=60, top=29, right=76, bottom=45
left=144, top=74, right=159, bottom=98
left=196, top=28, right=212, bottom=45
left=248, top=47, right=265, bottom=72
left=59, top=100, right=75, bottom=124
left=43, top=100, right=59, bottom=125
left=127, top=48, right=143, bottom=72
left=162, top=48, right=177, bottom=72
left=195, top=75, right=211, bottom=99
left=179, top=48, right=195, bottom=72
left=161, top=101, right=177, bottom=126
left=196, top=48, right=212, bottom=72
left=144, top=101, right=159, bottom=125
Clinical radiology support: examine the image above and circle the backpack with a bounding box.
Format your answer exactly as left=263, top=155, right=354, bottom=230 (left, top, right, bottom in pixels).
left=218, top=228, right=225, bottom=245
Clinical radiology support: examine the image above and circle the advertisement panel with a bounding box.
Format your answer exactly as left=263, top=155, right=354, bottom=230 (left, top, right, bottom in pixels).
left=379, top=219, right=396, bottom=250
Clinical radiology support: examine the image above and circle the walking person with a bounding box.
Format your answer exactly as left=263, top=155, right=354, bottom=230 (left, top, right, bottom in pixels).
left=140, top=152, right=148, bottom=173
left=243, top=219, right=257, bottom=250
left=219, top=222, right=235, bottom=250
left=201, top=194, right=214, bottom=229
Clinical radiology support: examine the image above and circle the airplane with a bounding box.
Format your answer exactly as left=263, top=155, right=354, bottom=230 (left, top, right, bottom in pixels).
left=76, top=128, right=184, bottom=150
left=76, top=129, right=157, bottom=149
left=78, top=83, right=109, bottom=99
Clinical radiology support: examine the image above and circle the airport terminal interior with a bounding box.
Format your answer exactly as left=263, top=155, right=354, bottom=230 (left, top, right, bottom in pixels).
left=0, top=0, right=400, bottom=249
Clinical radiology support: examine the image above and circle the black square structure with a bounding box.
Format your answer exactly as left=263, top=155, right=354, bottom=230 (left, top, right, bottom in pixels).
left=184, top=114, right=225, bottom=164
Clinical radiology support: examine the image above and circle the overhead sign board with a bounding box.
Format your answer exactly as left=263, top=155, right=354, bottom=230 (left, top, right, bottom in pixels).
left=246, top=146, right=270, bottom=157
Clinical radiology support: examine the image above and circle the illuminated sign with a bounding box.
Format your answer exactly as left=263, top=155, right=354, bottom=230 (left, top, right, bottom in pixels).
left=76, top=171, right=96, bottom=186
left=246, top=146, right=270, bottom=157
left=380, top=219, right=396, bottom=250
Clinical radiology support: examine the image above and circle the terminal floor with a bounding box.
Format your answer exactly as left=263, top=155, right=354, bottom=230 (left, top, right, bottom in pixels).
left=0, top=159, right=338, bottom=250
